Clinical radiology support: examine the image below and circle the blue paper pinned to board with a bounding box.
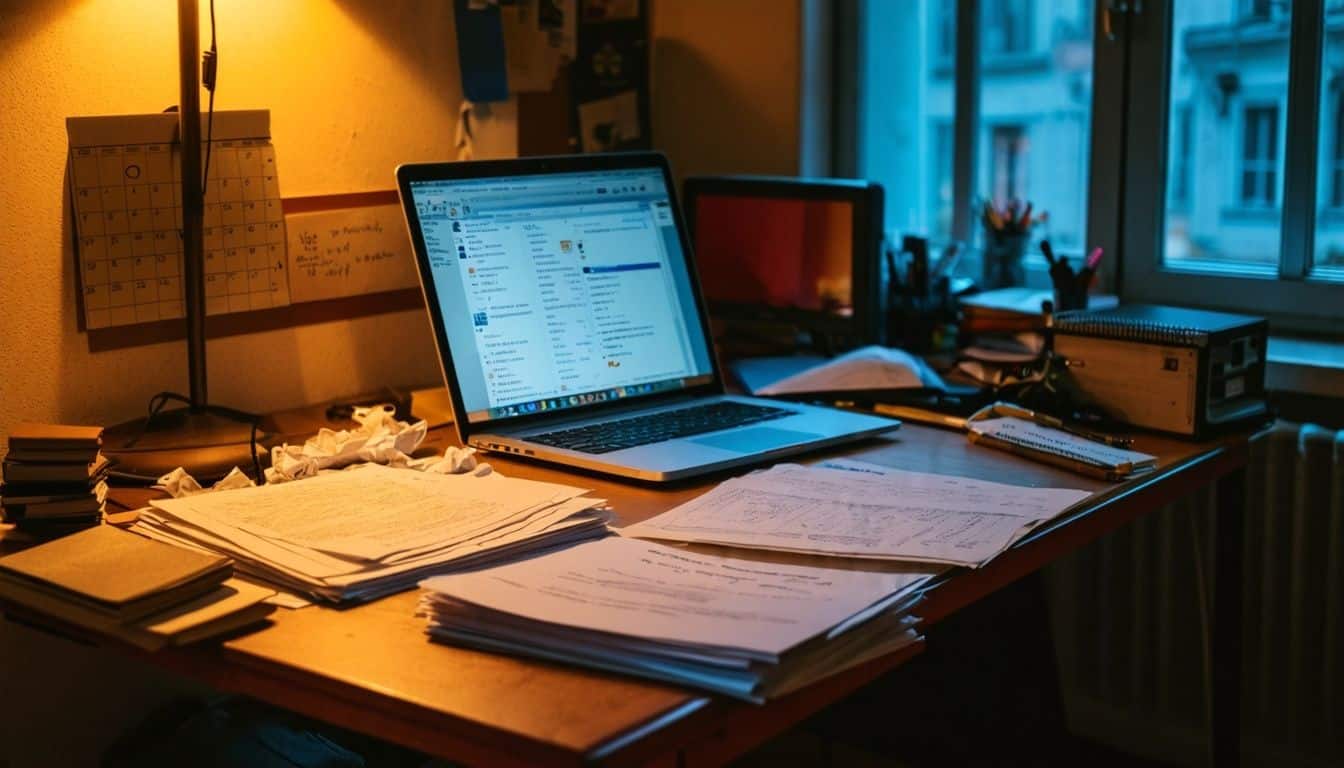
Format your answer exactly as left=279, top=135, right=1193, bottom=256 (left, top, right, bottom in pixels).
left=454, top=0, right=509, bottom=103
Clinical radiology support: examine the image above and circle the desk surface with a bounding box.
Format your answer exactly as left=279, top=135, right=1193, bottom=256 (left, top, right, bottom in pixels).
left=79, top=424, right=1247, bottom=767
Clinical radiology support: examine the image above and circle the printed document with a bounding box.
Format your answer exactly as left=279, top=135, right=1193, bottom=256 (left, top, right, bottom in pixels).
left=619, top=460, right=1092, bottom=567
left=421, top=536, right=928, bottom=659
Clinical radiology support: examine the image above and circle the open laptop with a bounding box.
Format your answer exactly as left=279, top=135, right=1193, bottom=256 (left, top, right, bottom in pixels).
left=396, top=153, right=899, bottom=482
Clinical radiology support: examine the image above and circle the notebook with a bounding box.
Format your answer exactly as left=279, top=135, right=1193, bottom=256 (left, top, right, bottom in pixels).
left=967, top=416, right=1157, bottom=481
left=0, top=525, right=232, bottom=622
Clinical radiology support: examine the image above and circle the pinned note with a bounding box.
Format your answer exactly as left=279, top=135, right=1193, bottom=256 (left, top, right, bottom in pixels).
left=284, top=204, right=419, bottom=303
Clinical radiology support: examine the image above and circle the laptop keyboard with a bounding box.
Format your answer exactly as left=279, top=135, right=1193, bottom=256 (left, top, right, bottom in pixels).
left=529, top=401, right=796, bottom=454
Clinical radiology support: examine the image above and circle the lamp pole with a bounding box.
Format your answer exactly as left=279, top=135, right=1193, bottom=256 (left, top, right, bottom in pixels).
left=177, top=0, right=208, bottom=408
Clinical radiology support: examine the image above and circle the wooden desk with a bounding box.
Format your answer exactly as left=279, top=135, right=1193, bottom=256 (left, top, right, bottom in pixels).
left=55, top=424, right=1251, bottom=766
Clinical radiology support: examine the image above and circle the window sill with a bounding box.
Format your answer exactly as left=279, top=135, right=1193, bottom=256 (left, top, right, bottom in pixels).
left=1267, top=337, right=1344, bottom=397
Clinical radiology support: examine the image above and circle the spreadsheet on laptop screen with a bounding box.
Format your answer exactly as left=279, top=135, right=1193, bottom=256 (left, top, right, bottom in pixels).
left=410, top=169, right=714, bottom=424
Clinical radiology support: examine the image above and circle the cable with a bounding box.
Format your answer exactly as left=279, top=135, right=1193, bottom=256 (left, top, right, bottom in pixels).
left=200, top=0, right=218, bottom=195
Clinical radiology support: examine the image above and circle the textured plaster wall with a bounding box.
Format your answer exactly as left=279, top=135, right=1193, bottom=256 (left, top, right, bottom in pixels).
left=0, top=0, right=517, bottom=442
left=0, top=2, right=515, bottom=765
left=0, top=1, right=803, bottom=764
left=650, top=0, right=802, bottom=184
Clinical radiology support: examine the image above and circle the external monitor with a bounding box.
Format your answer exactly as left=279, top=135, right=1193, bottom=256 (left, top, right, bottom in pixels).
left=681, top=176, right=885, bottom=352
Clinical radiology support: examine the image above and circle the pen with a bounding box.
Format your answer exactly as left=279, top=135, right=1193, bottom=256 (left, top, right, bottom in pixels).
left=1039, top=239, right=1057, bottom=266
left=873, top=403, right=968, bottom=431
left=969, top=402, right=1134, bottom=448
left=1077, top=247, right=1104, bottom=289
left=931, top=242, right=961, bottom=278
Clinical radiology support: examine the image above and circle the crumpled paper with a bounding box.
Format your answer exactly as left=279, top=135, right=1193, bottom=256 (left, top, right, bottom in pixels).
left=154, top=404, right=486, bottom=499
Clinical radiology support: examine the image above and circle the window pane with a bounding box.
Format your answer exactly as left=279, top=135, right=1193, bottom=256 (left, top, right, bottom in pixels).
left=858, top=0, right=951, bottom=240
left=858, top=0, right=1092, bottom=266
left=1164, top=1, right=1288, bottom=270
left=1313, top=5, right=1344, bottom=277
left=978, top=0, right=1093, bottom=260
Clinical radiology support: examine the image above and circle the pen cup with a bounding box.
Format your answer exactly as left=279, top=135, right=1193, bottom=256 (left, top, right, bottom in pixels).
left=1051, top=273, right=1089, bottom=312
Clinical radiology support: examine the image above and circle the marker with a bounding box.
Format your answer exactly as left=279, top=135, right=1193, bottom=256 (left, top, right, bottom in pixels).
left=1039, top=239, right=1057, bottom=266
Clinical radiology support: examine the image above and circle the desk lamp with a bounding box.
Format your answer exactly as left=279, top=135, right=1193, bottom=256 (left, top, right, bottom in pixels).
left=102, top=0, right=264, bottom=483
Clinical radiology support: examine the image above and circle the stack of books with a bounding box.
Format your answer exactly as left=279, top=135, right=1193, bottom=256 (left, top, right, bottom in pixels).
left=0, top=525, right=274, bottom=651
left=1, top=424, right=110, bottom=539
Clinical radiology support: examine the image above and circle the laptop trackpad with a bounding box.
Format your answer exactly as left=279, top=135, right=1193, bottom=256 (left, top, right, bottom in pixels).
left=689, top=427, right=821, bottom=454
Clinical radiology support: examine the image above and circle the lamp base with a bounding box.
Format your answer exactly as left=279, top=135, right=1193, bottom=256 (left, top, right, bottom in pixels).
left=102, top=407, right=266, bottom=484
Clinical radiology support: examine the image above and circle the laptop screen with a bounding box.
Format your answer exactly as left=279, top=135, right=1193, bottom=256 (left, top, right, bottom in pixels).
left=408, top=167, right=716, bottom=424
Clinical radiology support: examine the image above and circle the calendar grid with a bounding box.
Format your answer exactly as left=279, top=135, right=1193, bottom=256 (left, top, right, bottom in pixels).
left=69, top=112, right=289, bottom=332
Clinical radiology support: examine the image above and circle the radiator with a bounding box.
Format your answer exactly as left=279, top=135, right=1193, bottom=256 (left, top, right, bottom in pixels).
left=1045, top=421, right=1344, bottom=766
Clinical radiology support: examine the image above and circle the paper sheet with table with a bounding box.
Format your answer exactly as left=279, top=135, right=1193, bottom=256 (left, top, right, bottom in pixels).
left=619, top=459, right=1092, bottom=568
left=135, top=464, right=610, bottom=603
left=419, top=537, right=929, bottom=701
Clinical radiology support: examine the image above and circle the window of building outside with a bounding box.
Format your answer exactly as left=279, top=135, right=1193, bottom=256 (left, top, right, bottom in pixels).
left=1331, top=94, right=1344, bottom=208
left=985, top=0, right=1032, bottom=55
left=991, top=125, right=1029, bottom=201
left=1241, top=105, right=1280, bottom=206
left=857, top=0, right=1093, bottom=282
left=1170, top=105, right=1193, bottom=208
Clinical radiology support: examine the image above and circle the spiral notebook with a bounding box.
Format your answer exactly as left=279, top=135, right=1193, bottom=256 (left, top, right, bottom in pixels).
left=966, top=416, right=1157, bottom=481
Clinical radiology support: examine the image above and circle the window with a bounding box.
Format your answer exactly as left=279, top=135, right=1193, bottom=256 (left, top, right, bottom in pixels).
left=846, top=0, right=1341, bottom=327
left=1330, top=95, right=1344, bottom=208
left=1240, top=105, right=1279, bottom=206
left=990, top=124, right=1029, bottom=201
left=984, top=0, right=1032, bottom=56
left=936, top=1, right=956, bottom=63
left=1170, top=105, right=1193, bottom=208
left=933, top=122, right=954, bottom=237
left=851, top=0, right=1092, bottom=286
left=1121, top=0, right=1343, bottom=329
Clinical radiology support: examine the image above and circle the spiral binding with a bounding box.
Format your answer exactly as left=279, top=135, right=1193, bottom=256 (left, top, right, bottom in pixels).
left=1052, top=310, right=1207, bottom=347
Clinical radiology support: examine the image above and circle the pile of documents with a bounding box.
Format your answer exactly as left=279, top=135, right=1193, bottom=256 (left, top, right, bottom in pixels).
left=419, top=537, right=931, bottom=702
left=1, top=423, right=110, bottom=539
left=0, top=525, right=274, bottom=651
left=620, top=459, right=1092, bottom=568
left=134, top=464, right=609, bottom=603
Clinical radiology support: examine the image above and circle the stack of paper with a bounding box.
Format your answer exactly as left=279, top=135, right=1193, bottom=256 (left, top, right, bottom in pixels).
left=419, top=537, right=931, bottom=702
left=619, top=460, right=1092, bottom=568
left=134, top=464, right=609, bottom=603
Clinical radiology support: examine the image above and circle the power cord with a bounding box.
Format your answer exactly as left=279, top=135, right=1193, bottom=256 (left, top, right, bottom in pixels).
left=118, top=391, right=266, bottom=485
left=200, top=0, right=218, bottom=194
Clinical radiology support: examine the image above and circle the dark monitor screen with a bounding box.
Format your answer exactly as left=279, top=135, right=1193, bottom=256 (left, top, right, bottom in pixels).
left=690, top=195, right=855, bottom=317
left=681, top=176, right=884, bottom=348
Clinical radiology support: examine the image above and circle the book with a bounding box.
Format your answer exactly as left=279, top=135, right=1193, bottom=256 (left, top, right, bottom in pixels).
left=4, top=498, right=105, bottom=520
left=960, top=289, right=1118, bottom=333
left=0, top=479, right=108, bottom=504
left=1052, top=304, right=1262, bottom=347
left=0, top=578, right=275, bottom=652
left=1, top=453, right=110, bottom=486
left=0, top=525, right=232, bottom=622
left=6, top=423, right=103, bottom=453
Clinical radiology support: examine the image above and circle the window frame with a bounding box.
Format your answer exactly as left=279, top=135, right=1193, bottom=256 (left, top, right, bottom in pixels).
left=1118, top=0, right=1338, bottom=333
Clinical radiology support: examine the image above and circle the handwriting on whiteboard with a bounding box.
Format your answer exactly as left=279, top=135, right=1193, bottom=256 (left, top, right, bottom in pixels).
left=285, top=204, right=418, bottom=303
